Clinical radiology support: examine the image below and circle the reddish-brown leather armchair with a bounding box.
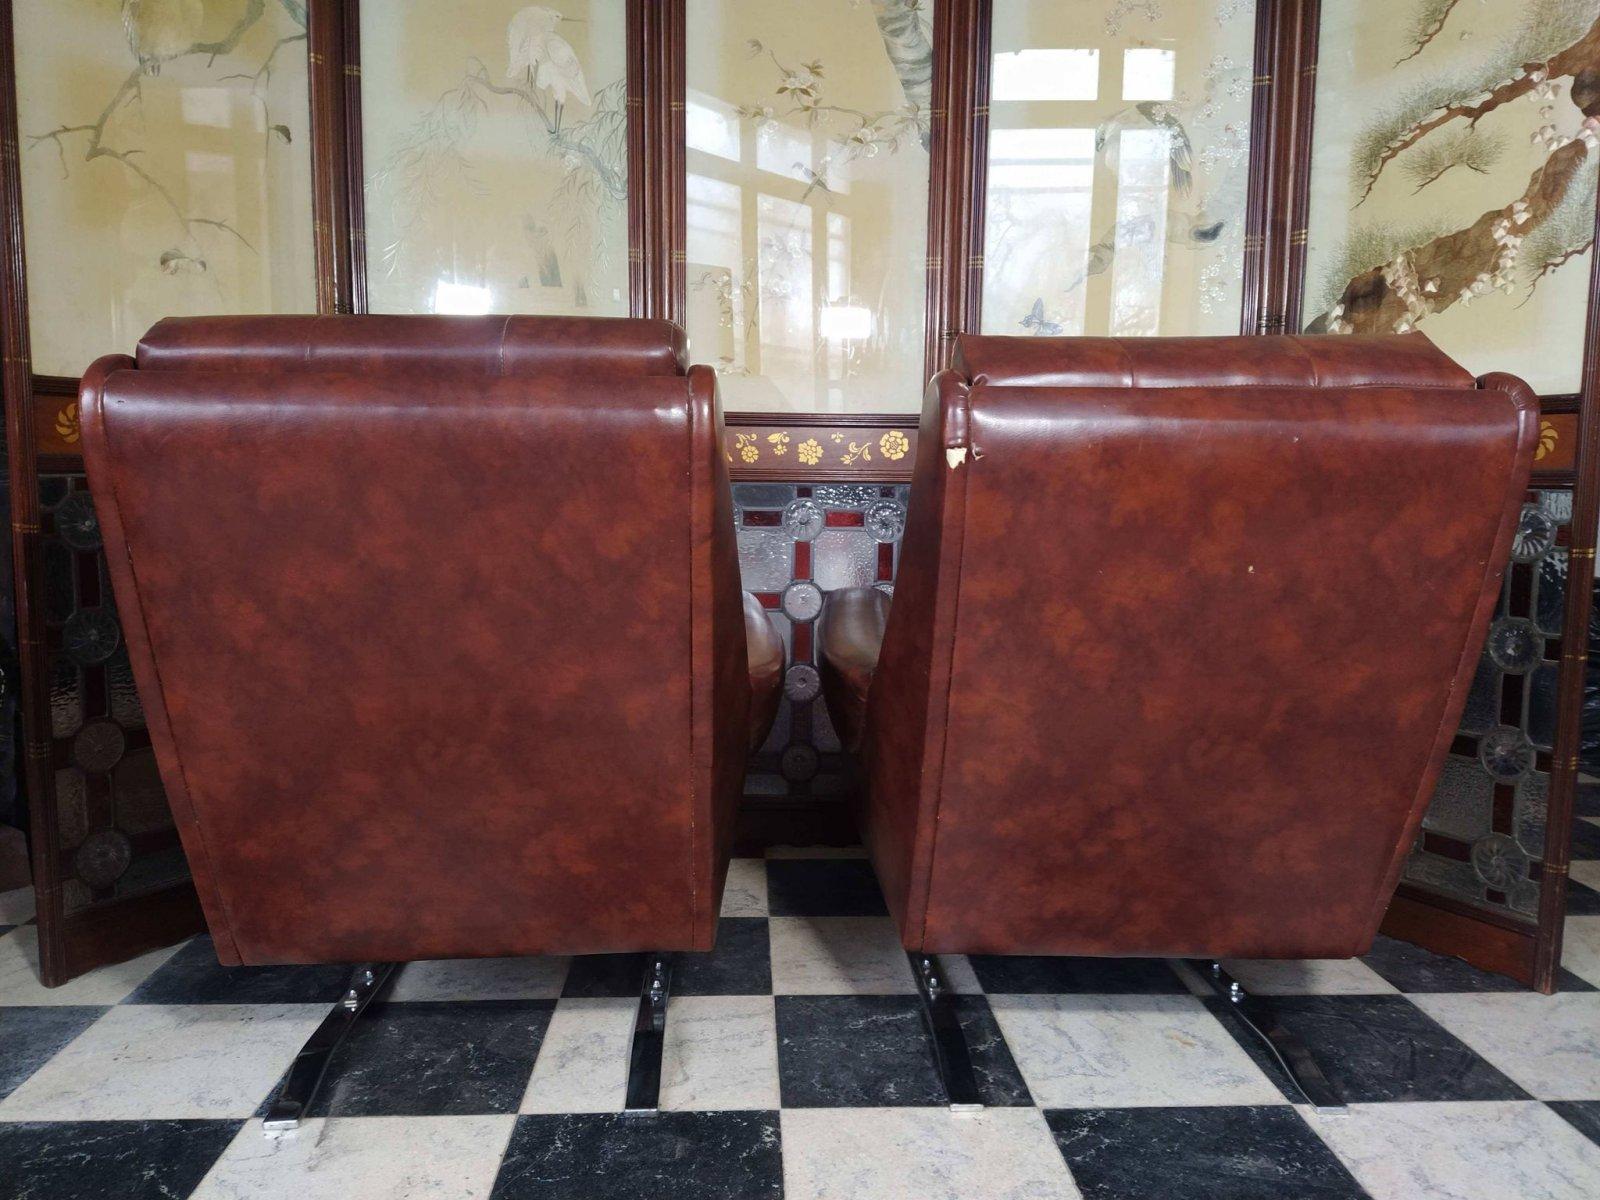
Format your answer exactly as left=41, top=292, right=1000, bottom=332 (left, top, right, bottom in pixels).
left=80, top=314, right=781, bottom=1123
left=820, top=333, right=1537, bottom=1111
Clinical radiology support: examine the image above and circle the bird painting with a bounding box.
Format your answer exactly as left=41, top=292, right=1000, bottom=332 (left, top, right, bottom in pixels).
left=507, top=6, right=591, bottom=130
left=1093, top=102, right=1196, bottom=197
left=121, top=0, right=205, bottom=76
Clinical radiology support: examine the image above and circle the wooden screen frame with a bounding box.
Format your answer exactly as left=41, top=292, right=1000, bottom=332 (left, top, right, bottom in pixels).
left=0, top=0, right=1595, bottom=988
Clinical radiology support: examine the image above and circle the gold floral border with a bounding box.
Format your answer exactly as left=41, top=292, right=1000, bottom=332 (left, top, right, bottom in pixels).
left=725, top=425, right=914, bottom=478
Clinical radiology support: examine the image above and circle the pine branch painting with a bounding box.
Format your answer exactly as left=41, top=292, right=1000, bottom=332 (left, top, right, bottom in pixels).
left=1306, top=0, right=1600, bottom=349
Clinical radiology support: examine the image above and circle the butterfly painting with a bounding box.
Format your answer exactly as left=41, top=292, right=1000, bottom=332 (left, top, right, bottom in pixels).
left=1020, top=297, right=1063, bottom=336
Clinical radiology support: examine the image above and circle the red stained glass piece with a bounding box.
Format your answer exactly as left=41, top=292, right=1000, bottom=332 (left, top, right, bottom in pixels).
left=825, top=511, right=865, bottom=527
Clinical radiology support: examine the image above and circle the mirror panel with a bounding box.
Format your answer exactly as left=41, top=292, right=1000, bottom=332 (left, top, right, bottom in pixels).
left=360, top=0, right=630, bottom=316
left=1303, top=0, right=1600, bottom=393
left=14, top=0, right=316, bottom=377
left=980, top=0, right=1257, bottom=338
left=685, top=0, right=932, bottom=413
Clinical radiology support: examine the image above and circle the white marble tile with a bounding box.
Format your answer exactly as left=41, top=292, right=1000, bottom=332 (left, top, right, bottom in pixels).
left=0, top=925, right=182, bottom=1006
left=383, top=956, right=569, bottom=1002
left=721, top=858, right=769, bottom=917
left=765, top=845, right=868, bottom=859
left=192, top=1116, right=514, bottom=1200
left=0, top=1003, right=324, bottom=1120
left=519, top=997, right=633, bottom=1114
left=988, top=993, right=1283, bottom=1107
left=0, top=887, right=35, bottom=926
left=1218, top=957, right=1398, bottom=996
left=660, top=995, right=779, bottom=1111
left=782, top=1107, right=1081, bottom=1200
left=1305, top=1101, right=1600, bottom=1200
left=1572, top=859, right=1600, bottom=892
left=768, top=917, right=916, bottom=995
left=1411, top=992, right=1600, bottom=1100
left=1563, top=916, right=1600, bottom=987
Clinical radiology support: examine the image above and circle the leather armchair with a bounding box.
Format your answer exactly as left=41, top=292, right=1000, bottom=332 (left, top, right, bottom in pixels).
left=820, top=333, right=1537, bottom=1108
left=82, top=315, right=779, bottom=968
left=81, top=314, right=781, bottom=1121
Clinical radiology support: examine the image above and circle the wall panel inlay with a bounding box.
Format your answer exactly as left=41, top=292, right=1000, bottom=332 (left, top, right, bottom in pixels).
left=14, top=0, right=316, bottom=376
left=980, top=0, right=1257, bottom=337
left=1302, top=0, right=1600, bottom=392
left=684, top=0, right=931, bottom=412
left=360, top=0, right=629, bottom=316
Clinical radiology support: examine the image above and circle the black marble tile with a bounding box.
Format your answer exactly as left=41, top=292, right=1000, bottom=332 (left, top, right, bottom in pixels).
left=775, top=993, right=1030, bottom=1107
left=1549, top=1100, right=1600, bottom=1147
left=0, top=1120, right=240, bottom=1200
left=1046, top=1106, right=1368, bottom=1200
left=766, top=858, right=888, bottom=916
left=675, top=918, right=771, bottom=995
left=302, top=999, right=553, bottom=1117
left=0, top=1007, right=107, bottom=1102
left=125, top=935, right=353, bottom=1004
left=1571, top=818, right=1600, bottom=860
left=490, top=1111, right=782, bottom=1200
left=968, top=955, right=1187, bottom=994
left=1208, top=993, right=1528, bottom=1104
left=1362, top=934, right=1596, bottom=993
left=1575, top=783, right=1600, bottom=820
left=561, top=952, right=647, bottom=998
left=1565, top=880, right=1600, bottom=915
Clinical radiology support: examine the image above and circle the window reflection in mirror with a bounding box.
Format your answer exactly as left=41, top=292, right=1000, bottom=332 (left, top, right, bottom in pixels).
left=686, top=0, right=932, bottom=413
left=980, top=1, right=1255, bottom=338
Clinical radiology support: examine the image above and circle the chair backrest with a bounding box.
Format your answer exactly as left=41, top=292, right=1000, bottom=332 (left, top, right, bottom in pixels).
left=867, top=333, right=1538, bottom=959
left=81, top=315, right=747, bottom=965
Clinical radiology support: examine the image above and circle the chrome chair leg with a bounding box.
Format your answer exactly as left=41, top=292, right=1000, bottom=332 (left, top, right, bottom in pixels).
left=623, top=953, right=673, bottom=1116
left=262, top=961, right=398, bottom=1132
left=1186, top=959, right=1348, bottom=1115
left=908, top=952, right=984, bottom=1113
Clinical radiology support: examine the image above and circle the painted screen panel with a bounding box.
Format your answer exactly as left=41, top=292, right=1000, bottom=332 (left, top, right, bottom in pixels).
left=361, top=0, right=629, bottom=316
left=980, top=0, right=1257, bottom=338
left=686, top=0, right=932, bottom=413
left=15, top=0, right=316, bottom=378
left=1303, top=0, right=1600, bottom=393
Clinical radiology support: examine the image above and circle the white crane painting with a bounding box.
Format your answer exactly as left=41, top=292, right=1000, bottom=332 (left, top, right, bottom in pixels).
left=507, top=6, right=592, bottom=126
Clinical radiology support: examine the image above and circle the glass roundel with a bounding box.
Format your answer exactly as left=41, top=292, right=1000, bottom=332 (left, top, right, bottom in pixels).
left=1486, top=617, right=1541, bottom=674
left=782, top=498, right=826, bottom=542
left=1470, top=833, right=1531, bottom=890
left=1479, top=726, right=1534, bottom=781
left=1512, top=504, right=1558, bottom=564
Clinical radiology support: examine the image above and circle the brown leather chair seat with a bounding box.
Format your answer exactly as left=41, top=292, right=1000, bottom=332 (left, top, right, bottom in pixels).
left=818, top=586, right=888, bottom=753
left=745, top=592, right=785, bottom=750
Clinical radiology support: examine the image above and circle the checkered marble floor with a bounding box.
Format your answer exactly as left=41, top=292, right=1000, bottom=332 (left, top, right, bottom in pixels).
left=4, top=837, right=1600, bottom=1200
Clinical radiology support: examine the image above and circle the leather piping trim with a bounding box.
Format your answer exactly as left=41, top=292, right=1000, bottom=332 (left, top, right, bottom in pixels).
left=82, top=359, right=245, bottom=964
left=909, top=377, right=971, bottom=947
left=1360, top=376, right=1540, bottom=938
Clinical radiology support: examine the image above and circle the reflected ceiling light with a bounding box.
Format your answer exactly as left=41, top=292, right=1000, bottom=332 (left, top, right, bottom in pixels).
left=820, top=303, right=873, bottom=341
left=432, top=280, right=494, bottom=315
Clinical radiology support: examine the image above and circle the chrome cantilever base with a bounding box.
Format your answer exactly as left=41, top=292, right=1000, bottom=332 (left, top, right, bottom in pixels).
left=623, top=954, right=673, bottom=1116
left=262, top=961, right=398, bottom=1132
left=1186, top=959, right=1349, bottom=1115
left=908, top=952, right=984, bottom=1113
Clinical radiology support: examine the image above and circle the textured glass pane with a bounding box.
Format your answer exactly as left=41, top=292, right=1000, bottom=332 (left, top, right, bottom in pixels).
left=1514, top=770, right=1549, bottom=858
left=15, top=0, right=316, bottom=377
left=361, top=1, right=629, bottom=316
left=1536, top=548, right=1568, bottom=636
left=48, top=657, right=84, bottom=741
left=812, top=529, right=877, bottom=591
left=1403, top=854, right=1485, bottom=905
left=981, top=1, right=1255, bottom=338
left=1423, top=755, right=1494, bottom=841
left=1458, top=655, right=1501, bottom=736
left=1302, top=0, right=1600, bottom=392
left=738, top=530, right=793, bottom=591
left=1527, top=662, right=1560, bottom=750
left=686, top=0, right=931, bottom=412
